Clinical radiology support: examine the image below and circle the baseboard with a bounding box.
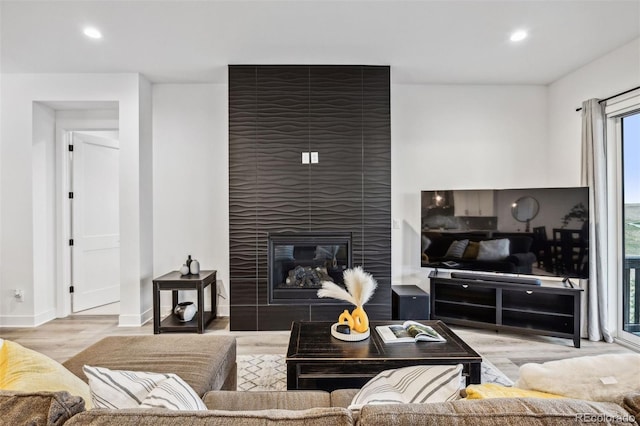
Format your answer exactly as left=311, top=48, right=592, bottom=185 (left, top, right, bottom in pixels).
left=118, top=307, right=153, bottom=327
left=218, top=304, right=229, bottom=317
left=0, top=309, right=57, bottom=327
left=34, top=309, right=56, bottom=326
left=0, top=315, right=35, bottom=327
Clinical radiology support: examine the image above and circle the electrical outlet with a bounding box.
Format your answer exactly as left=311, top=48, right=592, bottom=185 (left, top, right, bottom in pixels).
left=14, top=289, right=24, bottom=302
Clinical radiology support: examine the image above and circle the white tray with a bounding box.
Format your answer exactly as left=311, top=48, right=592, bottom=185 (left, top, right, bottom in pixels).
left=330, top=322, right=370, bottom=341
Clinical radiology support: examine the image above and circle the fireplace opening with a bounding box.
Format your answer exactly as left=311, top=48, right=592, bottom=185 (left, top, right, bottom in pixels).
left=268, top=232, right=352, bottom=303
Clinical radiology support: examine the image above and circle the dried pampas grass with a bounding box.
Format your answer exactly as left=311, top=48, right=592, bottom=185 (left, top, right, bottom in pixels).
left=317, top=266, right=377, bottom=306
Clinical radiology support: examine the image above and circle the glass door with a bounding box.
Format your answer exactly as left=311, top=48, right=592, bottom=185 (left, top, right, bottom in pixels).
left=621, top=112, right=640, bottom=342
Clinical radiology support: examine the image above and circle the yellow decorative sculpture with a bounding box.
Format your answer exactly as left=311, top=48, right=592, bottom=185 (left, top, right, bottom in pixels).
left=338, top=310, right=355, bottom=329
left=350, top=306, right=369, bottom=333
left=317, top=266, right=377, bottom=333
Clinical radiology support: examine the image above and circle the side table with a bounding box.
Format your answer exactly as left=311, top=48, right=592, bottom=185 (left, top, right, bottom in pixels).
left=153, top=270, right=217, bottom=334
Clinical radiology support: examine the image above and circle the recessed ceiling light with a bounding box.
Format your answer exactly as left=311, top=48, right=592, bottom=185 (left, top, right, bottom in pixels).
left=83, top=27, right=102, bottom=39
left=510, top=30, right=528, bottom=42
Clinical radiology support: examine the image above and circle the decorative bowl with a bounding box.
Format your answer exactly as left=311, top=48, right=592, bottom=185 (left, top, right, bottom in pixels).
left=330, top=322, right=370, bottom=341
left=174, top=301, right=197, bottom=322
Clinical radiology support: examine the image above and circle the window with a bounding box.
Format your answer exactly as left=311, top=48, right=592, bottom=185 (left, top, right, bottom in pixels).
left=622, top=112, right=640, bottom=338
left=606, top=89, right=640, bottom=346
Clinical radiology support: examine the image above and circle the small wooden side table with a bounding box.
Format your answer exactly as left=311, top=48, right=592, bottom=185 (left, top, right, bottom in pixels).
left=153, top=270, right=217, bottom=334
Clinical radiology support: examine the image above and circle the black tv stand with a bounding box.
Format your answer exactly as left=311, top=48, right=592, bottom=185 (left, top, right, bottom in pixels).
left=430, top=271, right=583, bottom=347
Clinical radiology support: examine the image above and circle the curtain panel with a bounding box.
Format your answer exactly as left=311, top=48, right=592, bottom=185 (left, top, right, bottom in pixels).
left=580, top=98, right=614, bottom=342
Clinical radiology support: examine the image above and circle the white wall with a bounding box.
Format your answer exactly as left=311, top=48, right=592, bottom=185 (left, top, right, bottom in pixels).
left=391, top=84, right=548, bottom=290
left=32, top=103, right=56, bottom=323
left=0, top=73, right=150, bottom=327
left=152, top=84, right=229, bottom=315
left=137, top=76, right=154, bottom=324
left=547, top=38, right=640, bottom=185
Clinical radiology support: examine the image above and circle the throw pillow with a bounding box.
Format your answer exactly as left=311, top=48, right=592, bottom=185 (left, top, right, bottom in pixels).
left=0, top=340, right=93, bottom=409
left=274, top=245, right=294, bottom=261
left=476, top=239, right=510, bottom=261
left=445, top=240, right=469, bottom=259
left=83, top=365, right=206, bottom=411
left=462, top=241, right=480, bottom=259
left=464, top=383, right=564, bottom=399
left=515, top=353, right=640, bottom=404
left=348, top=364, right=462, bottom=411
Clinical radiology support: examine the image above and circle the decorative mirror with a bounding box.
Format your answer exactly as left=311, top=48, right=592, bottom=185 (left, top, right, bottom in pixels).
left=511, top=196, right=539, bottom=231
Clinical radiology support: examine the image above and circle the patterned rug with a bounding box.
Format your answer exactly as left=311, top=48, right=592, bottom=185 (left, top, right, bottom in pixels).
left=237, top=354, right=513, bottom=391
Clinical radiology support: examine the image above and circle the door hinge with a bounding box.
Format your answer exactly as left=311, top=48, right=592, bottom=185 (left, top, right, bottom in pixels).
left=69, top=286, right=74, bottom=294
left=68, top=145, right=74, bottom=152
left=68, top=192, right=74, bottom=199
left=69, top=239, right=74, bottom=246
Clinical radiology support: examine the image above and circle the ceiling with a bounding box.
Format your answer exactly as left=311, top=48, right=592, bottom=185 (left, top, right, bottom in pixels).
left=1, top=0, right=639, bottom=85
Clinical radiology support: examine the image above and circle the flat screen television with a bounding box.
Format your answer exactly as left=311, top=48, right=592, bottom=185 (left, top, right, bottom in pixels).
left=421, top=187, right=589, bottom=279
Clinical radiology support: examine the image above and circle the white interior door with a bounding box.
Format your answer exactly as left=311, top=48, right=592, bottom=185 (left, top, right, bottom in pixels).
left=71, top=131, right=120, bottom=312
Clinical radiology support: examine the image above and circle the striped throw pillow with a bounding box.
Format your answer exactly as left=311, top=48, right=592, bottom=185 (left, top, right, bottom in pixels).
left=348, top=364, right=463, bottom=411
left=445, top=240, right=469, bottom=258
left=83, top=365, right=206, bottom=411
left=274, top=245, right=295, bottom=260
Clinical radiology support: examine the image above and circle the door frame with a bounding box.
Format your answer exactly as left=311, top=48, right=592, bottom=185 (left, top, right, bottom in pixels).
left=55, top=115, right=119, bottom=318
left=605, top=90, right=640, bottom=348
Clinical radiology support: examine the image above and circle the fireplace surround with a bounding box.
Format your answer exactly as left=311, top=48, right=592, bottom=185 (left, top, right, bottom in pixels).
left=228, top=65, right=391, bottom=330
left=269, top=232, right=352, bottom=303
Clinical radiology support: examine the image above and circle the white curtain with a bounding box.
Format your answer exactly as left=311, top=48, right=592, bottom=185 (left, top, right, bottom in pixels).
left=581, top=99, right=614, bottom=342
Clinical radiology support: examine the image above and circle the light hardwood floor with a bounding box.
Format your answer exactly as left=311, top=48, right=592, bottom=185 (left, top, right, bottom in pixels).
left=1, top=315, right=636, bottom=381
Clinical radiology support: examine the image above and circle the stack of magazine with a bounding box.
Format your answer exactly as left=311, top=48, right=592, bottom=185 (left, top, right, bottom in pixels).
left=375, top=320, right=446, bottom=343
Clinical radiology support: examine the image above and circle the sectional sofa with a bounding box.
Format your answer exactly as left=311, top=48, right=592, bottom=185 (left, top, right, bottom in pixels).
left=1, top=335, right=639, bottom=425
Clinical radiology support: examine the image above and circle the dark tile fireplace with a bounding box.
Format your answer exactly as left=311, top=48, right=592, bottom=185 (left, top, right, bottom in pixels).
left=269, top=232, right=352, bottom=303
left=228, top=65, right=391, bottom=330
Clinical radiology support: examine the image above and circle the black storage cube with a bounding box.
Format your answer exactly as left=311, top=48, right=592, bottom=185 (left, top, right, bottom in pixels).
left=392, top=285, right=430, bottom=320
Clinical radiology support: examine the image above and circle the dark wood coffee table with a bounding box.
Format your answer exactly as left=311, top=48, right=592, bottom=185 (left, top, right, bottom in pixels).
left=286, top=320, right=482, bottom=391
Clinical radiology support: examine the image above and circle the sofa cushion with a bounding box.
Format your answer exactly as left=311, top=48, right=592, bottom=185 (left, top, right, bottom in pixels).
left=515, top=353, right=640, bottom=404
left=348, top=365, right=462, bottom=410
left=477, top=239, right=510, bottom=261
left=64, top=407, right=354, bottom=426
left=330, top=389, right=360, bottom=408
left=84, top=365, right=206, bottom=411
left=622, top=391, right=640, bottom=419
left=357, top=398, right=635, bottom=426
left=63, top=335, right=236, bottom=396
left=0, top=340, right=92, bottom=408
left=204, top=390, right=331, bottom=411
left=0, top=390, right=85, bottom=426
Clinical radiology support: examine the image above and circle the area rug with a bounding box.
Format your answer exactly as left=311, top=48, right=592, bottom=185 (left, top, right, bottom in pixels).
left=237, top=354, right=513, bottom=391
